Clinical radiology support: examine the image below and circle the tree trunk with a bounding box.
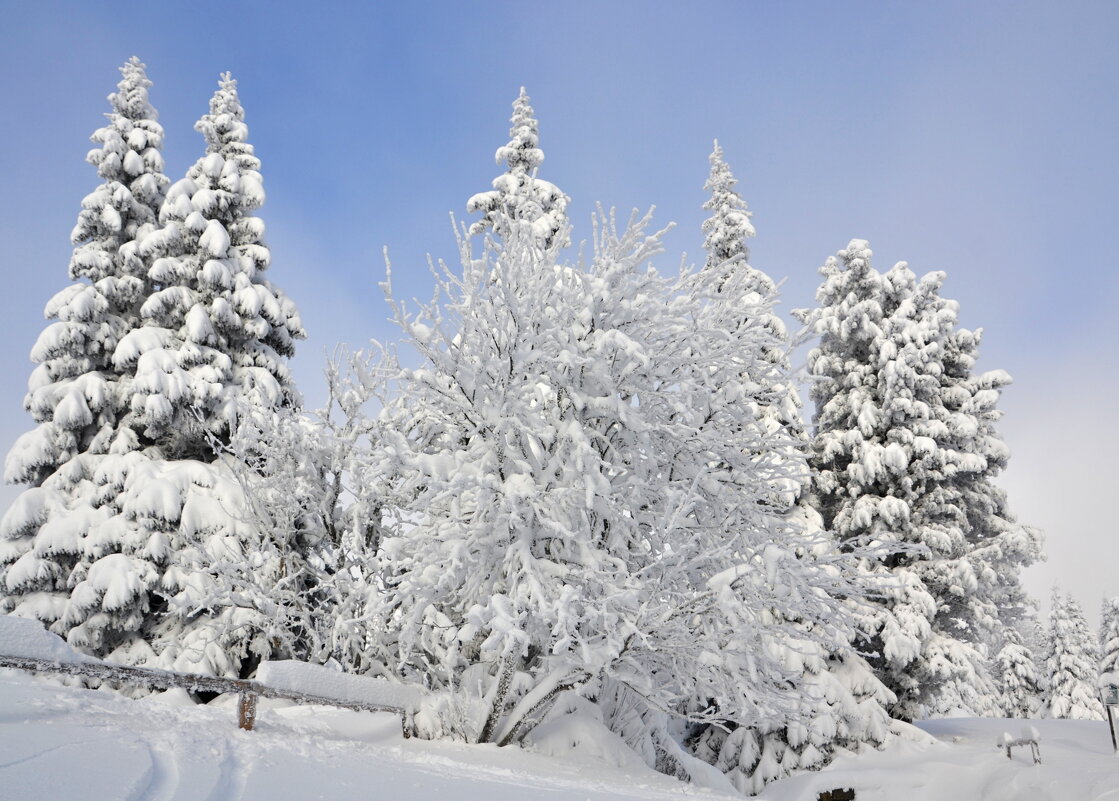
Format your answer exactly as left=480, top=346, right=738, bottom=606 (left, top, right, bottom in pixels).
left=478, top=655, right=517, bottom=744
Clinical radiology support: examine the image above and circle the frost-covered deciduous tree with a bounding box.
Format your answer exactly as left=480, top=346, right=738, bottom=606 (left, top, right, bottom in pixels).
left=368, top=196, right=881, bottom=777
left=257, top=346, right=392, bottom=675
left=150, top=350, right=387, bottom=677
left=1, top=58, right=170, bottom=654
left=187, top=405, right=339, bottom=667
left=467, top=88, right=569, bottom=249
left=1044, top=589, right=1103, bottom=720
left=1100, top=596, right=1119, bottom=678
left=796, top=241, right=1034, bottom=720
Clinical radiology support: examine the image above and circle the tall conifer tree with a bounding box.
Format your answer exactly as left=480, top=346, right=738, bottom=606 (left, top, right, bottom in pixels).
left=994, top=625, right=1042, bottom=717
left=688, top=149, right=893, bottom=794
left=797, top=242, right=1033, bottom=719
left=1, top=67, right=310, bottom=676
left=134, top=73, right=303, bottom=456
left=132, top=73, right=309, bottom=675
left=1, top=58, right=170, bottom=655
left=1044, top=589, right=1103, bottom=720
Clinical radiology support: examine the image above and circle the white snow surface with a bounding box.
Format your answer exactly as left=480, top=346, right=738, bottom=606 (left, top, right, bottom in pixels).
left=1, top=667, right=1117, bottom=800
left=0, top=669, right=711, bottom=801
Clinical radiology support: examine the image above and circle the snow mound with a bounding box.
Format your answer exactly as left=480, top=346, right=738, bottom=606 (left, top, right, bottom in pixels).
left=256, top=660, right=424, bottom=711
left=0, top=614, right=98, bottom=664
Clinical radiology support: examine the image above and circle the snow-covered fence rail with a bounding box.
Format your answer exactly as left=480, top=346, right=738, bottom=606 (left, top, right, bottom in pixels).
left=0, top=653, right=413, bottom=736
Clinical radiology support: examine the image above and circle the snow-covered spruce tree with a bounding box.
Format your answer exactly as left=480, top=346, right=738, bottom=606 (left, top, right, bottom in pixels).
left=881, top=265, right=1008, bottom=718
left=685, top=147, right=893, bottom=794
left=1, top=69, right=308, bottom=675
left=369, top=202, right=881, bottom=786
left=0, top=58, right=170, bottom=654
left=994, top=625, right=1042, bottom=718
left=467, top=87, right=569, bottom=249
left=1101, top=596, right=1119, bottom=679
left=897, top=266, right=1039, bottom=715
left=697, top=140, right=799, bottom=439
left=795, top=242, right=936, bottom=720
left=124, top=73, right=310, bottom=675
left=133, top=72, right=304, bottom=457
left=1029, top=616, right=1051, bottom=703
left=795, top=242, right=1031, bottom=719
left=701, top=141, right=756, bottom=281
left=4, top=68, right=311, bottom=675
left=1044, top=589, right=1103, bottom=720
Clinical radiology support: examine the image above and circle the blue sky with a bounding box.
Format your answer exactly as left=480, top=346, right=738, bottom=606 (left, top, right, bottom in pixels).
left=0, top=1, right=1115, bottom=624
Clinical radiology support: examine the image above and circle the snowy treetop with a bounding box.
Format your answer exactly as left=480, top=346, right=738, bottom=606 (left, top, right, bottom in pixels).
left=495, top=87, right=544, bottom=174
left=701, top=139, right=756, bottom=272
left=467, top=87, right=569, bottom=249
left=109, top=56, right=158, bottom=122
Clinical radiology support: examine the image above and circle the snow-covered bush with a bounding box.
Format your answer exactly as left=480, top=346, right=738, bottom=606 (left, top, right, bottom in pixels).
left=208, top=348, right=397, bottom=675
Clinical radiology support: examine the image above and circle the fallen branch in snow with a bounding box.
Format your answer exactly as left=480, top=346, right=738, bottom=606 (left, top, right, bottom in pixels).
left=0, top=653, right=413, bottom=736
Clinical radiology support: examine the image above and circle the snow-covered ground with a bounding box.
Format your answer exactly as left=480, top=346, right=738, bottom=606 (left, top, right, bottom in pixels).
left=1, top=668, right=1116, bottom=801
left=0, top=668, right=715, bottom=801
left=762, top=716, right=1118, bottom=801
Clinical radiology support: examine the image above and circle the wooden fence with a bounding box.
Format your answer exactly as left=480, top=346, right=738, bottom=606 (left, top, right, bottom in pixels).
left=0, top=653, right=412, bottom=736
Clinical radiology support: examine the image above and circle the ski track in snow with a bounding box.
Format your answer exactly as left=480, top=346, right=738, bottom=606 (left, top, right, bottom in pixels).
left=138, top=734, right=193, bottom=801
left=204, top=743, right=245, bottom=801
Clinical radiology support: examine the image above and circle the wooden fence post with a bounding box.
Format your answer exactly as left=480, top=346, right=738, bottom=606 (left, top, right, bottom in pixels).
left=238, top=690, right=259, bottom=731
